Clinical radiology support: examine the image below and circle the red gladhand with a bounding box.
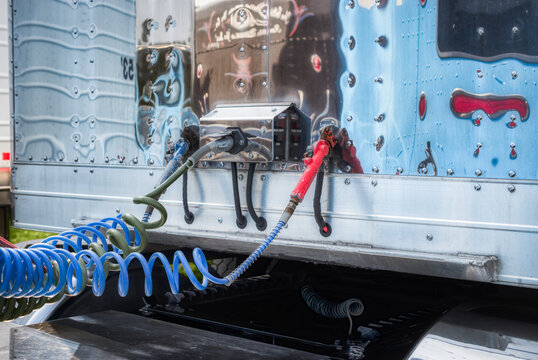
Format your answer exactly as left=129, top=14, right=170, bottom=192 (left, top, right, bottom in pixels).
left=291, top=140, right=330, bottom=202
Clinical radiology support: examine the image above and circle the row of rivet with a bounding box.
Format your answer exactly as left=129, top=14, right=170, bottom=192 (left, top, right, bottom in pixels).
left=342, top=177, right=517, bottom=193
left=344, top=0, right=389, bottom=172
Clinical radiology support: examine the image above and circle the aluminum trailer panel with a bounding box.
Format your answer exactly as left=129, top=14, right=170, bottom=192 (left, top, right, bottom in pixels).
left=9, top=0, right=538, bottom=288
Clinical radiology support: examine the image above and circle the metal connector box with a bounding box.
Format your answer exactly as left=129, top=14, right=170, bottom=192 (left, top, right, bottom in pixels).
left=199, top=104, right=311, bottom=163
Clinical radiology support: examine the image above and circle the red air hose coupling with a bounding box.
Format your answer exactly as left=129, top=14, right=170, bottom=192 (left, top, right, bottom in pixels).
left=290, top=140, right=330, bottom=202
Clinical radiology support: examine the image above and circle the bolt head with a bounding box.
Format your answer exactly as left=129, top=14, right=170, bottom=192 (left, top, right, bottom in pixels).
left=348, top=36, right=355, bottom=50
left=508, top=185, right=516, bottom=193
left=508, top=170, right=516, bottom=178
left=426, top=234, right=433, bottom=241
left=397, top=167, right=403, bottom=174
left=371, top=179, right=377, bottom=187
left=217, top=217, right=223, bottom=223
left=261, top=175, right=266, bottom=181
left=347, top=115, right=353, bottom=122
left=347, top=73, right=356, bottom=87
left=344, top=178, right=350, bottom=185
left=475, top=169, right=482, bottom=176
left=372, top=166, right=379, bottom=173
left=447, top=168, right=454, bottom=176
left=474, top=184, right=481, bottom=191
left=510, top=142, right=516, bottom=148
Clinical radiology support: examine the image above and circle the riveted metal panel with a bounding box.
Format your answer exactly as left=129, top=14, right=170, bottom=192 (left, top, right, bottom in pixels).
left=11, top=163, right=538, bottom=288
left=338, top=0, right=538, bottom=180
left=12, top=0, right=139, bottom=165
left=192, top=0, right=270, bottom=115
left=9, top=0, right=538, bottom=289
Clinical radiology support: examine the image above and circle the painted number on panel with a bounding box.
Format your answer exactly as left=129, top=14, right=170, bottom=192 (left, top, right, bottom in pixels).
left=121, top=57, right=134, bottom=80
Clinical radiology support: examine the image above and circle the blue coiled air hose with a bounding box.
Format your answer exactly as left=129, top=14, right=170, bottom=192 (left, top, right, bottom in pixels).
left=0, top=136, right=303, bottom=321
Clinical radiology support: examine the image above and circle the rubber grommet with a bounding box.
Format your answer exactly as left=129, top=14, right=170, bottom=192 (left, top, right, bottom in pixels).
left=256, top=217, right=267, bottom=231
left=319, top=223, right=332, bottom=237
left=184, top=212, right=194, bottom=224
left=236, top=217, right=247, bottom=229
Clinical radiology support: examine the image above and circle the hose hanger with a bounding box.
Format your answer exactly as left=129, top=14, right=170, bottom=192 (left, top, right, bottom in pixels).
left=246, top=163, right=267, bottom=231
left=313, top=168, right=331, bottom=237
left=231, top=162, right=247, bottom=229
left=182, top=172, right=194, bottom=224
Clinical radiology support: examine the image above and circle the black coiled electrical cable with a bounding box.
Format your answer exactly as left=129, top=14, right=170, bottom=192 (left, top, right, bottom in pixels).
left=183, top=171, right=194, bottom=224
left=301, top=285, right=364, bottom=335
left=231, top=162, right=247, bottom=229
left=313, top=169, right=331, bottom=237
left=246, top=163, right=267, bottom=231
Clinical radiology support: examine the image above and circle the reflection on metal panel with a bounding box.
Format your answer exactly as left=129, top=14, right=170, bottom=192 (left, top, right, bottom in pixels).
left=339, top=0, right=538, bottom=180
left=12, top=0, right=138, bottom=165
left=437, top=0, right=538, bottom=63
left=269, top=1, right=342, bottom=144
left=193, top=0, right=270, bottom=115
left=135, top=0, right=197, bottom=166
left=407, top=304, right=538, bottom=360
left=136, top=0, right=193, bottom=46
left=136, top=45, right=195, bottom=166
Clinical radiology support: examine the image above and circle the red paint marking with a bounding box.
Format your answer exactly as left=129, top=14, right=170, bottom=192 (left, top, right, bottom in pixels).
left=450, top=89, right=529, bottom=121
left=419, top=92, right=426, bottom=120
left=507, top=120, right=517, bottom=128
left=2, top=152, right=9, bottom=161
left=196, top=64, right=203, bottom=79
left=473, top=118, right=481, bottom=126
left=311, top=54, right=322, bottom=73
left=323, top=226, right=328, bottom=233
left=510, top=148, right=517, bottom=159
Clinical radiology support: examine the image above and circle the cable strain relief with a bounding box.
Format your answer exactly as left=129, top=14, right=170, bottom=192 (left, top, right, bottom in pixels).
left=224, top=275, right=235, bottom=286
left=255, top=217, right=267, bottom=231
left=184, top=212, right=194, bottom=224
left=319, top=222, right=332, bottom=237
left=236, top=217, right=247, bottom=229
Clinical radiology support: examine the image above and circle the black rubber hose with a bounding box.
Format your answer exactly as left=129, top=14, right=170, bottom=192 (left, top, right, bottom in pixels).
left=246, top=163, right=267, bottom=231
left=313, top=169, right=331, bottom=237
left=231, top=163, right=247, bottom=229
left=183, top=171, right=194, bottom=224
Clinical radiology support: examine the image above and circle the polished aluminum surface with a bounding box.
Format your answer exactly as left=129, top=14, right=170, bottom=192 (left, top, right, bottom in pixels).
left=12, top=163, right=538, bottom=288
left=12, top=0, right=138, bottom=166
left=9, top=0, right=538, bottom=288
left=199, top=104, right=283, bottom=162
left=407, top=304, right=538, bottom=360
left=136, top=44, right=195, bottom=166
